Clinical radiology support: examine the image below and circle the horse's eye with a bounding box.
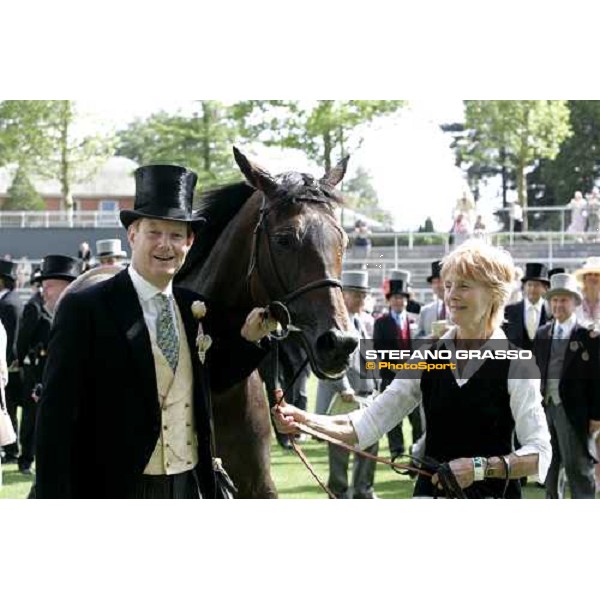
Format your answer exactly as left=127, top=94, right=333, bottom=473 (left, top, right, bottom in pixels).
left=273, top=233, right=296, bottom=248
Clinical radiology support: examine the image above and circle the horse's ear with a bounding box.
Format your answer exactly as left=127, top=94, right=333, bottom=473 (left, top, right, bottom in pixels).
left=320, top=155, right=350, bottom=188
left=233, top=146, right=279, bottom=197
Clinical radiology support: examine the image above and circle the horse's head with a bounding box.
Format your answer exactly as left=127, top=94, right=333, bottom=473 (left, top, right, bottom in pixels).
left=232, top=147, right=357, bottom=379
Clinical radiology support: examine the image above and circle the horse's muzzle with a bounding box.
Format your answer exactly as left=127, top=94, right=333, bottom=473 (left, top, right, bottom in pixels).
left=313, top=329, right=358, bottom=377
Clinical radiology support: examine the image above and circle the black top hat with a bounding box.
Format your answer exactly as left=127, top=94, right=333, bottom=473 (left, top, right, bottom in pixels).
left=38, top=255, right=80, bottom=282
left=521, top=263, right=549, bottom=284
left=0, top=259, right=16, bottom=282
left=386, top=269, right=410, bottom=298
left=426, top=260, right=443, bottom=283
left=547, top=267, right=565, bottom=280
left=119, top=164, right=206, bottom=230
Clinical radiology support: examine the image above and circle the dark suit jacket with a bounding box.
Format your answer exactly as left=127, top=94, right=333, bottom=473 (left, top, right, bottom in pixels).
left=533, top=322, right=600, bottom=459
left=35, top=269, right=268, bottom=498
left=503, top=300, right=549, bottom=351
left=373, top=312, right=413, bottom=390
left=17, top=291, right=51, bottom=364
left=0, top=288, right=23, bottom=364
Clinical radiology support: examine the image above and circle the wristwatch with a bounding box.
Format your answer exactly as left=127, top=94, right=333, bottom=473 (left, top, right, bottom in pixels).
left=472, top=456, right=488, bottom=481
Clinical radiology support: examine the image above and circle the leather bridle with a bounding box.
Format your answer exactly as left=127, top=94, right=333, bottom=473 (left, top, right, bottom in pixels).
left=247, top=192, right=346, bottom=379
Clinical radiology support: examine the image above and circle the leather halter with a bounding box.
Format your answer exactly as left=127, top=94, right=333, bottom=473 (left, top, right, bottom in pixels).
left=247, top=192, right=342, bottom=339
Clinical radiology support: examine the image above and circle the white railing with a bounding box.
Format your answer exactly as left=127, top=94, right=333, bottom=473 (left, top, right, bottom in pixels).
left=0, top=210, right=121, bottom=228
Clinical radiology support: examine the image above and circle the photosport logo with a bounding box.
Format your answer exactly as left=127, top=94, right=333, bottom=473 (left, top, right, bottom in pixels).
left=358, top=339, right=541, bottom=380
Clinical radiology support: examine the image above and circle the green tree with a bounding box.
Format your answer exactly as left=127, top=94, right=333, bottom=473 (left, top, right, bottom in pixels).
left=3, top=166, right=44, bottom=211
left=342, top=165, right=392, bottom=227
left=116, top=101, right=240, bottom=188
left=464, top=100, right=572, bottom=229
left=0, top=100, right=115, bottom=216
left=418, top=216, right=434, bottom=233
left=236, top=100, right=406, bottom=172
left=532, top=101, right=600, bottom=205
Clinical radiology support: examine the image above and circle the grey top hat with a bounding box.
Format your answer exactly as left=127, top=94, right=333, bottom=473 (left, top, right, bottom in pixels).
left=96, top=239, right=127, bottom=259
left=342, top=270, right=369, bottom=292
left=389, top=269, right=411, bottom=283
left=545, top=273, right=582, bottom=305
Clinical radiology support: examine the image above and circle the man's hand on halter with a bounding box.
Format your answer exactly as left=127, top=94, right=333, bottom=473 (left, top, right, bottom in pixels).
left=241, top=307, right=278, bottom=342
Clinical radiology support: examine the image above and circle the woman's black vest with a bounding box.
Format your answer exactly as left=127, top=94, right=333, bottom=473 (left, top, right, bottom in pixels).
left=414, top=357, right=521, bottom=499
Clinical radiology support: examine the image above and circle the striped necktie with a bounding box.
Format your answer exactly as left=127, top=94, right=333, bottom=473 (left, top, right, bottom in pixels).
left=156, top=293, right=179, bottom=372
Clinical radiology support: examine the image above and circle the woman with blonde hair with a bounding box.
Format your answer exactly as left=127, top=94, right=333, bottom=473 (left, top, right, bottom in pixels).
left=274, top=240, right=552, bottom=498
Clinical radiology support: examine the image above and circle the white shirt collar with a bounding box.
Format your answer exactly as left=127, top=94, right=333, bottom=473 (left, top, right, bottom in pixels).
left=0, top=289, right=8, bottom=300
left=439, top=325, right=510, bottom=350
left=437, top=325, right=510, bottom=384
left=553, top=313, right=577, bottom=338
left=524, top=297, right=545, bottom=312
left=128, top=265, right=173, bottom=302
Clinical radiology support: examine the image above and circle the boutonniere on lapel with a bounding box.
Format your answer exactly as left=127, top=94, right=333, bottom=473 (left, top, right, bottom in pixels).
left=191, top=300, right=212, bottom=364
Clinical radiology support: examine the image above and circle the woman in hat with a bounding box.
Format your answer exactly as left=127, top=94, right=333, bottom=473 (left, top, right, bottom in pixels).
left=273, top=239, right=552, bottom=498
left=574, top=257, right=600, bottom=330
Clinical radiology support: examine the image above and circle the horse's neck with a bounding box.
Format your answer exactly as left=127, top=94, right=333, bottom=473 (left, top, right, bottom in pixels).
left=199, top=195, right=260, bottom=309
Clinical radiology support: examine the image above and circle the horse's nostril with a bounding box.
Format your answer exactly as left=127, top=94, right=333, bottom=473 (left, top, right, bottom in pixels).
left=341, top=335, right=358, bottom=354
left=316, top=329, right=358, bottom=357
left=316, top=330, right=338, bottom=354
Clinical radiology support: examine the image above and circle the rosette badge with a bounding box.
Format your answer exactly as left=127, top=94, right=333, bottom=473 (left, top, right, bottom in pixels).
left=191, top=300, right=207, bottom=319
left=191, top=301, right=211, bottom=364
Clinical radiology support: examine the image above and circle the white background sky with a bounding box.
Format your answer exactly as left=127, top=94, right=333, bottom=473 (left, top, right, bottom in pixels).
left=77, top=98, right=474, bottom=232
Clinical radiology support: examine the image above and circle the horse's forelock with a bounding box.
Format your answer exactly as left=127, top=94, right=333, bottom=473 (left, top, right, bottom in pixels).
left=273, top=171, right=345, bottom=205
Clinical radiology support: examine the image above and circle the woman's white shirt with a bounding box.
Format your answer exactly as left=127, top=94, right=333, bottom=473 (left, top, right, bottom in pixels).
left=348, top=326, right=552, bottom=482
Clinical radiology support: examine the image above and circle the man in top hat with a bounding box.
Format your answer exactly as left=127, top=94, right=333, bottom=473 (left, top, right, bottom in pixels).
left=574, top=257, right=600, bottom=329
left=416, top=260, right=447, bottom=339
left=315, top=270, right=379, bottom=498
left=547, top=267, right=566, bottom=280
left=0, top=258, right=23, bottom=463
left=16, top=255, right=78, bottom=476
left=95, top=238, right=128, bottom=266
left=503, top=262, right=550, bottom=351
left=35, top=164, right=276, bottom=498
left=533, top=273, right=600, bottom=498
left=373, top=269, right=423, bottom=460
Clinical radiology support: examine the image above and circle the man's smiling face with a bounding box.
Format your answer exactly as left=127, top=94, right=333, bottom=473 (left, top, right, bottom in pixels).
left=128, top=218, right=194, bottom=289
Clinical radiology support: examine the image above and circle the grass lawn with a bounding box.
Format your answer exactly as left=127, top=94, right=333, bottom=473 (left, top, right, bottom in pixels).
left=0, top=375, right=549, bottom=499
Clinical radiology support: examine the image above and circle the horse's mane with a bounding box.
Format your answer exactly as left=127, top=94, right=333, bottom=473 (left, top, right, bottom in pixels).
left=176, top=181, right=254, bottom=281
left=176, top=172, right=345, bottom=282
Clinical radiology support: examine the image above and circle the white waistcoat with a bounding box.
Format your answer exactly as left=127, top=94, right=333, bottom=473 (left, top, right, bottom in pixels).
left=144, top=303, right=198, bottom=475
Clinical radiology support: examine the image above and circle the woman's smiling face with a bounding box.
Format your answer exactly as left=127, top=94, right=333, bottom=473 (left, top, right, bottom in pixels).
left=444, top=276, right=491, bottom=330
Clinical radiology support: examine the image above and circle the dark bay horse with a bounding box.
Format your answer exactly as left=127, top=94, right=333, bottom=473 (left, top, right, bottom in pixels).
left=175, top=147, right=357, bottom=498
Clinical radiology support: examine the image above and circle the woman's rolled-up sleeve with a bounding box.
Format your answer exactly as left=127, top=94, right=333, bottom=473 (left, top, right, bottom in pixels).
left=508, top=360, right=552, bottom=482
left=348, top=377, right=421, bottom=449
